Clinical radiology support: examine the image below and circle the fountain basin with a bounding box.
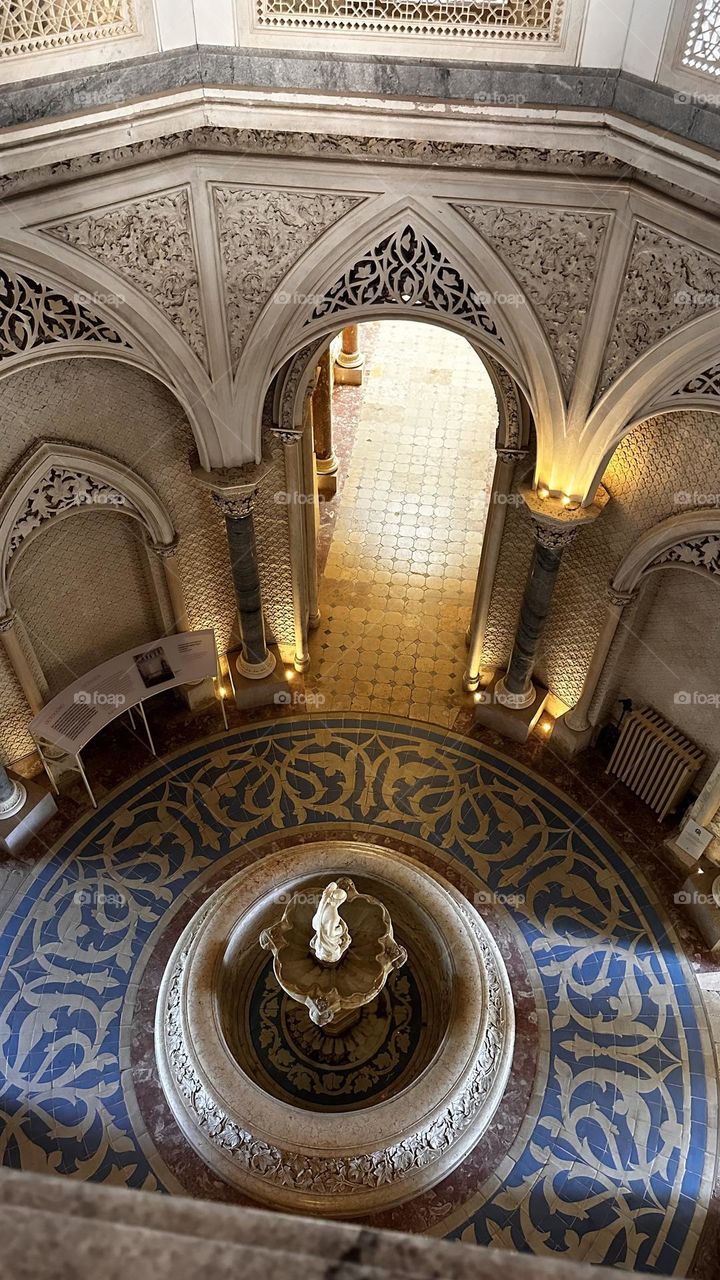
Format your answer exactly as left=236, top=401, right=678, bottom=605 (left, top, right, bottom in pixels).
left=155, top=840, right=514, bottom=1217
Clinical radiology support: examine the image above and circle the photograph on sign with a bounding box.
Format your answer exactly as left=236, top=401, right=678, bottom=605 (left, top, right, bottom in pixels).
left=134, top=645, right=175, bottom=689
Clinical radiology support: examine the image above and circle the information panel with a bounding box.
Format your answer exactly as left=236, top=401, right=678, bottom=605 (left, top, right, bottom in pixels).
left=30, top=630, right=219, bottom=755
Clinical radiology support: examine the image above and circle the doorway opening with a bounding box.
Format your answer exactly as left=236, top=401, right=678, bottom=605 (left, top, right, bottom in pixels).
left=305, top=319, right=499, bottom=725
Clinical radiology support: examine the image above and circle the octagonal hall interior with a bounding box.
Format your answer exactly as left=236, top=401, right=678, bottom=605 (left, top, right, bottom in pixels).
left=0, top=715, right=716, bottom=1273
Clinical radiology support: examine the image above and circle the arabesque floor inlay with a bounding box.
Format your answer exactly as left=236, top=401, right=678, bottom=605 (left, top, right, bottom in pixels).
left=0, top=715, right=715, bottom=1275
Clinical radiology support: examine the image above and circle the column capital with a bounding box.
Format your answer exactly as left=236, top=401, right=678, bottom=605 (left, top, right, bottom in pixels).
left=607, top=583, right=639, bottom=608
left=0, top=609, right=16, bottom=633
left=192, top=456, right=269, bottom=518
left=496, top=447, right=528, bottom=466
left=147, top=535, right=180, bottom=559
left=212, top=491, right=255, bottom=519
left=273, top=428, right=304, bottom=447
left=521, top=483, right=610, bottom=552
left=531, top=519, right=582, bottom=552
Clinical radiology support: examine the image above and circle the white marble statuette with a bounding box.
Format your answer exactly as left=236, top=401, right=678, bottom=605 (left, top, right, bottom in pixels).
left=310, top=881, right=351, bottom=964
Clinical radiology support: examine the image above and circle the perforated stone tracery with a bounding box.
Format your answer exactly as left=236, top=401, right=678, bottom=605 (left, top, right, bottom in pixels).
left=674, top=362, right=720, bottom=399
left=682, top=0, right=720, bottom=77
left=0, top=267, right=129, bottom=360
left=0, top=0, right=137, bottom=59
left=256, top=0, right=565, bottom=43
left=309, top=225, right=502, bottom=343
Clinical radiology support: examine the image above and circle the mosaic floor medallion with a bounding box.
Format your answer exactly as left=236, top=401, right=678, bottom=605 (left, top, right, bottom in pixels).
left=0, top=716, right=716, bottom=1273
left=246, top=956, right=425, bottom=1111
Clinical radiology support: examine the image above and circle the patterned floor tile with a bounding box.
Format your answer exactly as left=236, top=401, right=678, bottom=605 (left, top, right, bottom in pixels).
left=0, top=717, right=716, bottom=1276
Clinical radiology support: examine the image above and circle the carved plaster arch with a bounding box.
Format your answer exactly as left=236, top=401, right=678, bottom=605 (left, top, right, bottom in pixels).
left=236, top=202, right=563, bottom=472
left=611, top=509, right=720, bottom=597
left=0, top=442, right=177, bottom=616
left=0, top=244, right=224, bottom=468
left=575, top=311, right=720, bottom=502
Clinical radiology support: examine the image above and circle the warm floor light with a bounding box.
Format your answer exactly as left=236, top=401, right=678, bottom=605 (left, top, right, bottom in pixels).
left=285, top=669, right=296, bottom=681
left=538, top=716, right=554, bottom=736
left=538, top=486, right=550, bottom=500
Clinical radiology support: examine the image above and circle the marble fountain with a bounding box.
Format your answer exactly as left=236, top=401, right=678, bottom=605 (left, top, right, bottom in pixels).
left=155, top=841, right=515, bottom=1216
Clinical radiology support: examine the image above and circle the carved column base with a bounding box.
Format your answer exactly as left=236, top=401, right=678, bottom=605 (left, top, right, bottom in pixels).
left=236, top=649, right=277, bottom=680
left=333, top=362, right=364, bottom=387
left=473, top=670, right=549, bottom=745
left=494, top=675, right=536, bottom=711
left=0, top=774, right=57, bottom=855
left=0, top=771, right=26, bottom=818
left=308, top=610, right=321, bottom=631
left=293, top=651, right=311, bottom=673
left=229, top=651, right=291, bottom=712
left=316, top=453, right=339, bottom=498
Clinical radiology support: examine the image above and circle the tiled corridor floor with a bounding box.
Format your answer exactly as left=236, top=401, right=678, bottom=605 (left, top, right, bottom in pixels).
left=307, top=321, right=497, bottom=726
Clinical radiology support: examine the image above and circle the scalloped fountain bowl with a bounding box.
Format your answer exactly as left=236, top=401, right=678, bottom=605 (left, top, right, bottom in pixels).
left=155, top=841, right=514, bottom=1218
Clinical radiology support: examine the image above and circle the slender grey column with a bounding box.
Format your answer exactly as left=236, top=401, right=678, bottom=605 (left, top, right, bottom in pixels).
left=496, top=523, right=578, bottom=709
left=213, top=491, right=276, bottom=680
left=495, top=485, right=607, bottom=712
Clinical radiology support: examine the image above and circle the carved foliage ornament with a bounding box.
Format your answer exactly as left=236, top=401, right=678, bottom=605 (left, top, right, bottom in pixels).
left=0, top=133, right=626, bottom=206
left=599, top=224, right=720, bottom=393
left=649, top=534, right=720, bottom=578
left=0, top=266, right=128, bottom=360
left=214, top=187, right=363, bottom=368
left=0, top=0, right=137, bottom=59
left=8, top=466, right=136, bottom=564
left=256, top=0, right=565, bottom=45
left=309, top=225, right=502, bottom=343
left=456, top=204, right=609, bottom=391
left=46, top=190, right=207, bottom=367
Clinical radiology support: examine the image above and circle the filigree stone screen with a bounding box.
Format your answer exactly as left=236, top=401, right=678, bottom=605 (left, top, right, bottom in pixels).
left=256, top=0, right=565, bottom=42
left=682, top=0, right=720, bottom=76
left=0, top=1, right=137, bottom=60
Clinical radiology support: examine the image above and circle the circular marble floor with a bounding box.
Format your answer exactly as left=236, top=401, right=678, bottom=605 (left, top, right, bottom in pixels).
left=0, top=715, right=716, bottom=1275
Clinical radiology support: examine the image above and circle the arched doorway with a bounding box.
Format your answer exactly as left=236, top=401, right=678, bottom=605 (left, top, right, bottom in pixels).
left=303, top=318, right=502, bottom=725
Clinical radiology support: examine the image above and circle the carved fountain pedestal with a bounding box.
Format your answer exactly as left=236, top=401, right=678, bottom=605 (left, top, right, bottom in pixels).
left=259, top=877, right=407, bottom=1027
left=155, top=842, right=514, bottom=1218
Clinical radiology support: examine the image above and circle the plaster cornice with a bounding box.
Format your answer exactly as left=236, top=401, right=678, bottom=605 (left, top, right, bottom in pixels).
left=0, top=84, right=719, bottom=212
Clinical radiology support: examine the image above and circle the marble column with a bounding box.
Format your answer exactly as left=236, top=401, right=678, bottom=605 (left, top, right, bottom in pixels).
left=564, top=584, right=638, bottom=734
left=334, top=324, right=365, bottom=386
left=463, top=448, right=527, bottom=692
left=0, top=610, right=46, bottom=715
left=495, top=486, right=608, bottom=712
left=276, top=429, right=311, bottom=671
left=213, top=489, right=276, bottom=679
left=313, top=350, right=338, bottom=496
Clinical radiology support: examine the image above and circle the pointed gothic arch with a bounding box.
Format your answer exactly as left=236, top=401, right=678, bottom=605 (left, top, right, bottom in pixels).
left=0, top=243, right=224, bottom=468
left=0, top=442, right=177, bottom=616
left=612, top=508, right=720, bottom=596
left=235, top=203, right=563, bottom=473
left=576, top=310, right=720, bottom=501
